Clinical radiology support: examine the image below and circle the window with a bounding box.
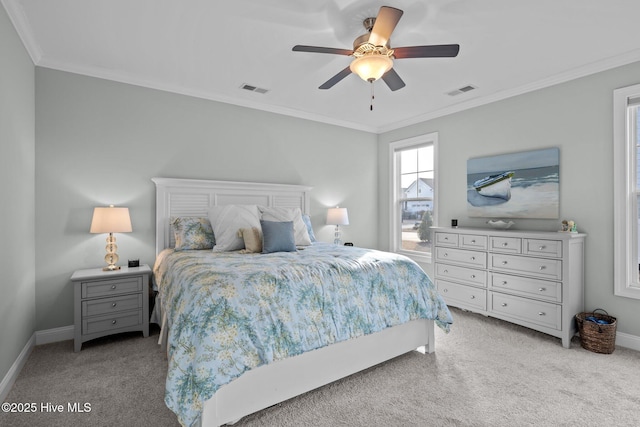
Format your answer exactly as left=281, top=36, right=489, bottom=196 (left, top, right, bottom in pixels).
left=613, top=84, right=640, bottom=299
left=389, top=133, right=438, bottom=263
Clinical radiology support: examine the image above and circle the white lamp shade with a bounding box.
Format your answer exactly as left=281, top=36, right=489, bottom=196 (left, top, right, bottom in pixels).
left=349, top=54, right=393, bottom=82
left=90, top=206, right=132, bottom=233
left=326, top=207, right=349, bottom=226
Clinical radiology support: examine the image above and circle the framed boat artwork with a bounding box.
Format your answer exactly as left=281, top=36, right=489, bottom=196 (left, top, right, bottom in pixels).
left=467, top=147, right=559, bottom=218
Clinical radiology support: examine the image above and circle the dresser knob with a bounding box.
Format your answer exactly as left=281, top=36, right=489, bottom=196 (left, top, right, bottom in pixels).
left=471, top=256, right=476, bottom=261
left=111, top=320, right=117, bottom=325
left=538, top=312, right=546, bottom=316
left=502, top=281, right=508, bottom=285
left=443, top=288, right=448, bottom=293
left=444, top=237, right=449, bottom=240
left=502, top=242, right=508, bottom=247
left=112, top=302, right=117, bottom=308
left=471, top=240, right=476, bottom=243
left=502, top=261, right=508, bottom=265
left=539, top=246, right=546, bottom=250
left=539, top=266, right=546, bottom=270
left=443, top=269, right=449, bottom=274
left=538, top=287, right=546, bottom=292
left=444, top=253, right=448, bottom=257
left=470, top=295, right=475, bottom=299
left=501, top=303, right=507, bottom=307
left=111, top=285, right=117, bottom=290
left=471, top=275, right=476, bottom=279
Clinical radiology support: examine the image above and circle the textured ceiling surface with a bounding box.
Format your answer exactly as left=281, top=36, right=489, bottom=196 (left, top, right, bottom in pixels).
left=4, top=0, right=640, bottom=133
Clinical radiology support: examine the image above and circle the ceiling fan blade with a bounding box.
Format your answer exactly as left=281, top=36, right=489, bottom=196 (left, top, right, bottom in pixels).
left=393, top=44, right=460, bottom=59
left=368, top=6, right=403, bottom=47
left=381, top=68, right=406, bottom=91
left=292, top=45, right=353, bottom=56
left=319, top=67, right=352, bottom=89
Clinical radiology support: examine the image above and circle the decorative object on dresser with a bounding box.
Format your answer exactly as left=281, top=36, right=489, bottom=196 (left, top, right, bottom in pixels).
left=71, top=264, right=151, bottom=352
left=326, top=206, right=349, bottom=245
left=89, top=205, right=133, bottom=271
left=432, top=226, right=585, bottom=348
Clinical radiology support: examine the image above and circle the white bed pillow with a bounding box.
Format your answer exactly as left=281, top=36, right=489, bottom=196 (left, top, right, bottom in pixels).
left=208, top=205, right=261, bottom=252
left=258, top=206, right=312, bottom=246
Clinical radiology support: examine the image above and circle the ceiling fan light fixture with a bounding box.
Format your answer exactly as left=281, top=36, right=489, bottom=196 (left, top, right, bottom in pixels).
left=350, top=53, right=393, bottom=82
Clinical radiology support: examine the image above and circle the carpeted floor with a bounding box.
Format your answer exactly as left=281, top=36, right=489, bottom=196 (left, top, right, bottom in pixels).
left=2, top=307, right=639, bottom=427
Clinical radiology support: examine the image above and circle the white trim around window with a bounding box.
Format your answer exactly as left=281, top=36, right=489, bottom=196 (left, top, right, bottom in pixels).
left=613, top=83, right=640, bottom=299
left=389, top=132, right=438, bottom=264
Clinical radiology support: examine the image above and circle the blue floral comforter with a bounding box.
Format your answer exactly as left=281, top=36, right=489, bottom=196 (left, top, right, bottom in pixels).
left=154, top=243, right=452, bottom=426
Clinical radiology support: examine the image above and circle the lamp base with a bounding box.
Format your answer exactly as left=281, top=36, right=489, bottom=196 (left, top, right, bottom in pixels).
left=102, top=265, right=122, bottom=271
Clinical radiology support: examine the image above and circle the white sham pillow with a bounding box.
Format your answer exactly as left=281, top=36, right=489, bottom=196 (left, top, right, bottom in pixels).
left=208, top=205, right=261, bottom=252
left=259, top=206, right=312, bottom=246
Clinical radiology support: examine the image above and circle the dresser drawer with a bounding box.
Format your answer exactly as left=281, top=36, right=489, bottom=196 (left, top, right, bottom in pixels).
left=82, top=294, right=143, bottom=317
left=435, top=247, right=487, bottom=268
left=490, top=273, right=562, bottom=302
left=490, top=253, right=562, bottom=280
left=437, top=280, right=486, bottom=311
left=523, top=239, right=562, bottom=258
left=490, top=293, right=561, bottom=330
left=489, top=236, right=522, bottom=254
left=81, top=277, right=143, bottom=298
left=82, top=310, right=143, bottom=335
left=435, top=232, right=459, bottom=247
left=460, top=234, right=488, bottom=250
left=436, top=263, right=486, bottom=287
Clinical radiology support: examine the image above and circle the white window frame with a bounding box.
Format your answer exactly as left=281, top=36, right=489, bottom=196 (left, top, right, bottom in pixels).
left=389, top=132, right=438, bottom=264
left=613, top=83, right=640, bottom=299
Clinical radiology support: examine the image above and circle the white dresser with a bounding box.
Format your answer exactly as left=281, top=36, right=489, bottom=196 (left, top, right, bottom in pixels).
left=432, top=227, right=585, bottom=348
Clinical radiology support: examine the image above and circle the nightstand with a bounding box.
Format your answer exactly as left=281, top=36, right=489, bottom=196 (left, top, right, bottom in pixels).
left=71, top=264, right=151, bottom=352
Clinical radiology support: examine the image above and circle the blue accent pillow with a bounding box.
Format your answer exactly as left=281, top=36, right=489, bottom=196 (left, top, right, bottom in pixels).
left=301, top=214, right=317, bottom=242
left=261, top=220, right=297, bottom=253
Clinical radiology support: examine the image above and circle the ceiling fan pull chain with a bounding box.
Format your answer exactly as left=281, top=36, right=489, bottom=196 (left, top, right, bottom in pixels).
left=370, top=80, right=375, bottom=111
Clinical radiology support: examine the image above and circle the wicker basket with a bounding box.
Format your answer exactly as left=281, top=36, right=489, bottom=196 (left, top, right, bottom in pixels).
left=575, top=309, right=617, bottom=354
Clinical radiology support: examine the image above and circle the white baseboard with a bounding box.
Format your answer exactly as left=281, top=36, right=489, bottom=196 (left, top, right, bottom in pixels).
left=0, top=334, right=35, bottom=403
left=35, top=325, right=74, bottom=345
left=615, top=331, right=640, bottom=352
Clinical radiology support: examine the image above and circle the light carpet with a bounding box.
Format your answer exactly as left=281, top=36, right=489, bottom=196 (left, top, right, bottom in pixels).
left=1, top=307, right=639, bottom=427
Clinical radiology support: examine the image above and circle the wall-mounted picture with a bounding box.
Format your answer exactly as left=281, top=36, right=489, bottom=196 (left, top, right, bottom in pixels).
left=467, top=147, right=559, bottom=218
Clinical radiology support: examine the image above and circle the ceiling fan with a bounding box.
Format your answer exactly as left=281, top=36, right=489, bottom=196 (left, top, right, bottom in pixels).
left=292, top=6, right=460, bottom=92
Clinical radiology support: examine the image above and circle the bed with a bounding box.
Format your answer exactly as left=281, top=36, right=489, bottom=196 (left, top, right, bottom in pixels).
left=152, top=177, right=453, bottom=427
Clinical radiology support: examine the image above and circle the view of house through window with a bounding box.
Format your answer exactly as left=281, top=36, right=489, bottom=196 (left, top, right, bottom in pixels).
left=399, top=144, right=434, bottom=254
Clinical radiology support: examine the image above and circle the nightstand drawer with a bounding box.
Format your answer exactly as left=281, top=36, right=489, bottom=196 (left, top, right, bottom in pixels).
left=82, top=294, right=143, bottom=317
left=460, top=234, right=488, bottom=250
left=490, top=293, right=561, bottom=330
left=81, top=277, right=142, bottom=298
left=436, top=263, right=486, bottom=287
left=83, top=310, right=143, bottom=335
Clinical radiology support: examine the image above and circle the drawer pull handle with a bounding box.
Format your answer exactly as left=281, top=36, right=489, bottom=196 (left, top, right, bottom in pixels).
left=539, top=266, right=547, bottom=270
left=444, top=253, right=448, bottom=257
left=112, top=302, right=117, bottom=308
left=470, top=256, right=475, bottom=261
left=470, top=275, right=476, bottom=279
left=539, top=246, right=546, bottom=250
left=502, top=242, right=508, bottom=247
left=111, top=285, right=117, bottom=290
left=538, top=312, right=546, bottom=316
left=111, top=320, right=117, bottom=325
left=443, top=289, right=448, bottom=293
left=538, top=287, right=546, bottom=292
left=443, top=270, right=449, bottom=273
left=471, top=240, right=476, bottom=243
left=502, top=261, right=508, bottom=265
left=501, top=303, right=507, bottom=307
left=444, top=237, right=449, bottom=240
left=502, top=281, right=508, bottom=285
left=470, top=295, right=475, bottom=299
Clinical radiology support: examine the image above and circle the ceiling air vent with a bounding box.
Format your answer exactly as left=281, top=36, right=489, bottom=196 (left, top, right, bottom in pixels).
left=447, top=84, right=477, bottom=97
left=240, top=83, right=269, bottom=94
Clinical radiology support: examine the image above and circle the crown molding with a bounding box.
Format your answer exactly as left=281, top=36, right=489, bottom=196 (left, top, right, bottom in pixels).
left=1, top=0, right=42, bottom=64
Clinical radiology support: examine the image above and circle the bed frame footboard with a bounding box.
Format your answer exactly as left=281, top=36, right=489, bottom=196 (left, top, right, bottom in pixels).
left=198, top=318, right=435, bottom=427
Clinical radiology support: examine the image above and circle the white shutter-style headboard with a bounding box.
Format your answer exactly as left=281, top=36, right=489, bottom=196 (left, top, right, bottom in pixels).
left=152, top=177, right=312, bottom=255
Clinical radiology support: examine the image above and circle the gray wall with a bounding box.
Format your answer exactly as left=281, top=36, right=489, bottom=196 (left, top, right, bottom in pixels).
left=378, top=60, right=640, bottom=337
left=34, top=68, right=377, bottom=330
left=0, top=8, right=36, bottom=382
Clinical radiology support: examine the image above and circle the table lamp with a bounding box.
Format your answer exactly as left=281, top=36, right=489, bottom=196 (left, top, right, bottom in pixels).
left=90, top=205, right=132, bottom=271
left=326, top=206, right=349, bottom=245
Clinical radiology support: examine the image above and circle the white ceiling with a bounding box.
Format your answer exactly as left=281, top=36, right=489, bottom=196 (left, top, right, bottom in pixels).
left=5, top=0, right=640, bottom=133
